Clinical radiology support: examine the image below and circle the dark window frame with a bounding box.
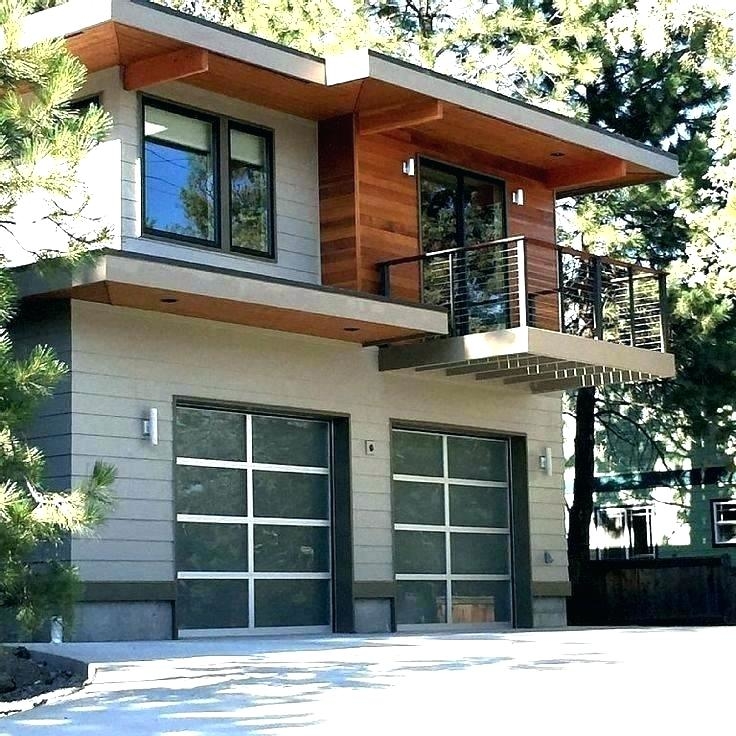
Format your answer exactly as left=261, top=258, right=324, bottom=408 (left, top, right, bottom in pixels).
left=417, top=157, right=508, bottom=253
left=141, top=96, right=276, bottom=259
left=711, top=499, right=736, bottom=547
left=68, top=94, right=102, bottom=113
left=227, top=120, right=276, bottom=259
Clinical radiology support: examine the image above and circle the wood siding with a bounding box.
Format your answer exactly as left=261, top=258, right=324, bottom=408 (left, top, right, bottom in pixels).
left=318, top=115, right=359, bottom=290
left=320, top=119, right=561, bottom=329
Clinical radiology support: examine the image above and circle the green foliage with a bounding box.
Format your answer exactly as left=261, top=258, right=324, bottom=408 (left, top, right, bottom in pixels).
left=0, top=0, right=115, bottom=634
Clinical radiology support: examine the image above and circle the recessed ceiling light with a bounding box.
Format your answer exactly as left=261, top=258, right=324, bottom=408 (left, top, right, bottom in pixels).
left=551, top=151, right=565, bottom=157
left=160, top=297, right=178, bottom=304
left=344, top=326, right=360, bottom=332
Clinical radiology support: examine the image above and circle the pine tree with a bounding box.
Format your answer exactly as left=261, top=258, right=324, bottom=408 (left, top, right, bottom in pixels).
left=0, top=0, right=115, bottom=634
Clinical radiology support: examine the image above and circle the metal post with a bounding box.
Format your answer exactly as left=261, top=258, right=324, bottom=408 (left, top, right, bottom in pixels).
left=658, top=272, right=669, bottom=352
left=628, top=266, right=636, bottom=347
left=556, top=246, right=564, bottom=333
left=447, top=253, right=456, bottom=335
left=593, top=256, right=604, bottom=340
left=516, top=238, right=527, bottom=328
left=379, top=263, right=390, bottom=298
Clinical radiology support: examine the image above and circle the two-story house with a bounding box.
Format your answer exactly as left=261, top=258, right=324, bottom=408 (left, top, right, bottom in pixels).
left=10, top=0, right=677, bottom=640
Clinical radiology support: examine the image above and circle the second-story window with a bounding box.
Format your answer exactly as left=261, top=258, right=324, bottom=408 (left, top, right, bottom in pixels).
left=142, top=98, right=274, bottom=258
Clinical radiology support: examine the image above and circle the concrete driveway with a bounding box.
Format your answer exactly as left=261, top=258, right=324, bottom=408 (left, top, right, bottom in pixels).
left=1, top=627, right=731, bottom=735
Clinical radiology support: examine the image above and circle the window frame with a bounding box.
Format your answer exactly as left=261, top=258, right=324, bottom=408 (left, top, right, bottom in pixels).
left=140, top=96, right=276, bottom=259
left=227, top=120, right=276, bottom=259
left=711, top=499, right=736, bottom=547
left=417, top=157, right=508, bottom=254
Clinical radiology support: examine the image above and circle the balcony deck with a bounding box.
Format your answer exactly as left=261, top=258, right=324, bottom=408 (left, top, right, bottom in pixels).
left=377, top=237, right=676, bottom=392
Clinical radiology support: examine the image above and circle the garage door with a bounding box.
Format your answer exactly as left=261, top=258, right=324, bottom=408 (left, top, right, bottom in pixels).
left=174, top=406, right=332, bottom=636
left=392, top=428, right=512, bottom=627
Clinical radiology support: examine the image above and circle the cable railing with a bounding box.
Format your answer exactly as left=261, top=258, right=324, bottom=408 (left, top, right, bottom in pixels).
left=378, top=236, right=669, bottom=352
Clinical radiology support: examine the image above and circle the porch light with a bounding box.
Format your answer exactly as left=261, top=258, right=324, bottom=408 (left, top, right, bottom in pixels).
left=512, top=188, right=525, bottom=206
left=539, top=446, right=552, bottom=475
left=143, top=407, right=159, bottom=446
left=402, top=157, right=416, bottom=177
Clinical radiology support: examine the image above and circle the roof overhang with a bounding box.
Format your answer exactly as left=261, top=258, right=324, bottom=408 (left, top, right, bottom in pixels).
left=24, top=0, right=678, bottom=194
left=378, top=327, right=676, bottom=393
left=15, top=252, right=448, bottom=344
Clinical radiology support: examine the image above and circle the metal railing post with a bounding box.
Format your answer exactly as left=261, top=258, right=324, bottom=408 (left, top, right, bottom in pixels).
left=447, top=253, right=456, bottom=335
left=628, top=266, right=636, bottom=347
left=556, top=246, right=564, bottom=333
left=380, top=262, right=391, bottom=298
left=658, top=272, right=669, bottom=352
left=516, top=238, right=527, bottom=328
left=593, top=256, right=604, bottom=340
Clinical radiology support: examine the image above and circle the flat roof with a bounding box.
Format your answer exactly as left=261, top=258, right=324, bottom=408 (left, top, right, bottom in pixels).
left=23, top=0, right=679, bottom=185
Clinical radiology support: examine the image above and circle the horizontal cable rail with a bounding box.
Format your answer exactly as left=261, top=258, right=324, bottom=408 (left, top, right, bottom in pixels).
left=378, top=236, right=669, bottom=352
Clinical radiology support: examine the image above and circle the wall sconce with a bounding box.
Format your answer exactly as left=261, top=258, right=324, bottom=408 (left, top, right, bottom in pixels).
left=142, top=407, right=159, bottom=446
left=543, top=551, right=555, bottom=564
left=538, top=447, right=553, bottom=476
left=512, top=188, right=525, bottom=206
left=402, top=158, right=416, bottom=177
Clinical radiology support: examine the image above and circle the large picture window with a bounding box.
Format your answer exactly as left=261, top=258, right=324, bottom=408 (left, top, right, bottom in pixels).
left=142, top=99, right=274, bottom=257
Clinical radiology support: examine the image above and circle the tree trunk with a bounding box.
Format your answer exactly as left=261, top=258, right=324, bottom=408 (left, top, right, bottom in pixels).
left=568, top=386, right=596, bottom=588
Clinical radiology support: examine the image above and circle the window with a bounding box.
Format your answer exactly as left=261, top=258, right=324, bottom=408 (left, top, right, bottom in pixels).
left=142, top=99, right=274, bottom=257
left=68, top=95, right=101, bottom=113
left=592, top=505, right=654, bottom=559
left=712, top=500, right=736, bottom=546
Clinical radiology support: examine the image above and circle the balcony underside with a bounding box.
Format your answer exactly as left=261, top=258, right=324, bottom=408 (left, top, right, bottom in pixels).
left=15, top=252, right=448, bottom=344
left=378, top=327, right=676, bottom=393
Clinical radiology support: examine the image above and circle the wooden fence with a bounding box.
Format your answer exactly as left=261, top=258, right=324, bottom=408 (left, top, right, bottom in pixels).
left=568, top=555, right=736, bottom=626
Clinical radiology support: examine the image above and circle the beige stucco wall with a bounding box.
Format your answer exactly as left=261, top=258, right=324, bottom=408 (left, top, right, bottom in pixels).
left=69, top=300, right=568, bottom=601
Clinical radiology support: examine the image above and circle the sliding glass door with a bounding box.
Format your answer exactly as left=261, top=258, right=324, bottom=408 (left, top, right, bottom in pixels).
left=419, top=160, right=509, bottom=333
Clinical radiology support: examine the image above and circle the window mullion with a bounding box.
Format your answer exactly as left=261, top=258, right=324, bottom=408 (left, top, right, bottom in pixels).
left=220, top=117, right=231, bottom=252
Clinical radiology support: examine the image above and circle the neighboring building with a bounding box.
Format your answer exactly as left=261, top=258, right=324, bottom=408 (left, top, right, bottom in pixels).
left=591, top=472, right=736, bottom=563
left=9, top=0, right=677, bottom=640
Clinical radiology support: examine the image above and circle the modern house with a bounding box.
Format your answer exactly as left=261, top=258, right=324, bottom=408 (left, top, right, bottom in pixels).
left=9, top=0, right=678, bottom=640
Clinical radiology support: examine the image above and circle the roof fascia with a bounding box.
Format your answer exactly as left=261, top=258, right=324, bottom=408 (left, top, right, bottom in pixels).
left=23, top=0, right=326, bottom=84
left=324, top=49, right=678, bottom=179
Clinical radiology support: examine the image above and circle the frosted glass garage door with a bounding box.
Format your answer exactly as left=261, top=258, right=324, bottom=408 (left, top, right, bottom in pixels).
left=174, top=406, right=331, bottom=636
left=392, top=428, right=512, bottom=627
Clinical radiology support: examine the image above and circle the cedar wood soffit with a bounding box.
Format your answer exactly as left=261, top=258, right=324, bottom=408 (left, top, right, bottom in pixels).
left=24, top=0, right=679, bottom=196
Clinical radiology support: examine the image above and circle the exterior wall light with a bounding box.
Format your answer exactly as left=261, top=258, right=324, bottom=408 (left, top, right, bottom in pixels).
left=402, top=158, right=416, bottom=177
left=512, top=188, right=525, bottom=206
left=143, top=407, right=159, bottom=446
left=538, top=446, right=553, bottom=475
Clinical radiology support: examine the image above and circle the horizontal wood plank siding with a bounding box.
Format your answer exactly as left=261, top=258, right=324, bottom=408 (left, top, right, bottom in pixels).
left=319, top=115, right=359, bottom=290
left=347, top=126, right=560, bottom=329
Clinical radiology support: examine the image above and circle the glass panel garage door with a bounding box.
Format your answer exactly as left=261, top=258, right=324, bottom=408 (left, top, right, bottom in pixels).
left=392, top=428, right=512, bottom=627
left=175, top=406, right=331, bottom=636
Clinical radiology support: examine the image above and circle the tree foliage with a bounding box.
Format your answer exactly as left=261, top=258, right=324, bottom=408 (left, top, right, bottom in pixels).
left=0, top=0, right=115, bottom=633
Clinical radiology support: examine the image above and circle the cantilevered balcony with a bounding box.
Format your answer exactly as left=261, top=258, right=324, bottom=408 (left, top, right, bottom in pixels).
left=377, top=236, right=676, bottom=392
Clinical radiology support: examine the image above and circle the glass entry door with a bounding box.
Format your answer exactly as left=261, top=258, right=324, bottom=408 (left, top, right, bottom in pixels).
left=419, top=160, right=509, bottom=333
left=392, top=428, right=512, bottom=627
left=174, top=406, right=332, bottom=636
